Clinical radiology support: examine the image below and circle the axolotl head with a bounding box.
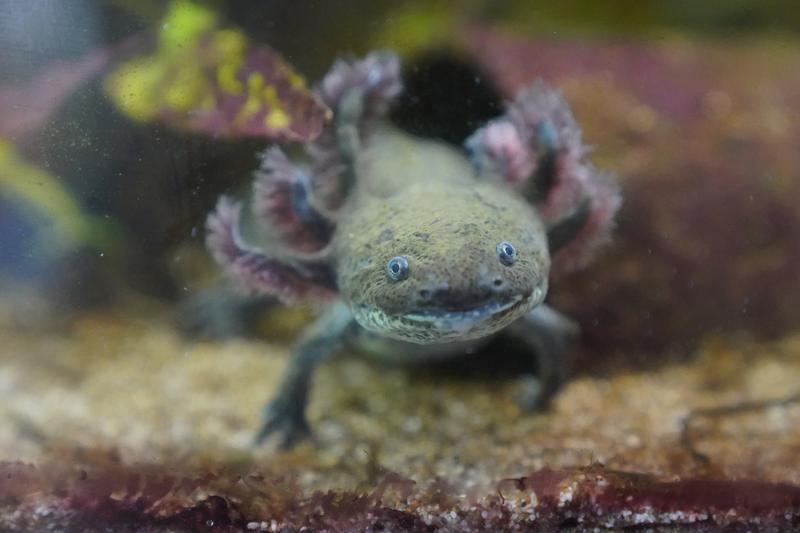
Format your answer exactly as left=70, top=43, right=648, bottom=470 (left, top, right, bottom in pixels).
left=335, top=182, right=550, bottom=344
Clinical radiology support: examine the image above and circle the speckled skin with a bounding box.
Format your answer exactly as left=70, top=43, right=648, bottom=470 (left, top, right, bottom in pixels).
left=204, top=52, right=614, bottom=448
left=336, top=128, right=549, bottom=344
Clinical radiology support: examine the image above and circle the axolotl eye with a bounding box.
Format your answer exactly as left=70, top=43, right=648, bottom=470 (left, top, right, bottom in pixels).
left=496, top=241, right=517, bottom=266
left=386, top=256, right=410, bottom=281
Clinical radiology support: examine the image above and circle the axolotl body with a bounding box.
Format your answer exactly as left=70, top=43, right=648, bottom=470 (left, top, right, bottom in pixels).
left=206, top=52, right=620, bottom=447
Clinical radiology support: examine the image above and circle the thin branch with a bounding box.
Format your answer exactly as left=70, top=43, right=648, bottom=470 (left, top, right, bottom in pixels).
left=680, top=392, right=800, bottom=464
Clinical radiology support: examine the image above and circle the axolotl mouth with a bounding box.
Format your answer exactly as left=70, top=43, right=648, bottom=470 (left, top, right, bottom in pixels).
left=404, top=293, right=527, bottom=325
left=354, top=287, right=544, bottom=344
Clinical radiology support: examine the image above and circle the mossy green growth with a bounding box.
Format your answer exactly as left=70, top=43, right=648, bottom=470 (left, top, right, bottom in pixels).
left=103, top=0, right=325, bottom=140
left=105, top=0, right=225, bottom=122
left=158, top=0, right=217, bottom=52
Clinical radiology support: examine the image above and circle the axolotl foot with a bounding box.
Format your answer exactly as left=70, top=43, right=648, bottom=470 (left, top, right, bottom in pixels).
left=255, top=396, right=312, bottom=449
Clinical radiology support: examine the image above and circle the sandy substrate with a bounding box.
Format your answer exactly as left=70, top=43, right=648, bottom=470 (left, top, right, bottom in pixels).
left=1, top=307, right=798, bottom=530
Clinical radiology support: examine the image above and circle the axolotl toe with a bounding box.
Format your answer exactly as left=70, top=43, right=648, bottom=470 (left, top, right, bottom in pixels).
left=205, top=51, right=620, bottom=448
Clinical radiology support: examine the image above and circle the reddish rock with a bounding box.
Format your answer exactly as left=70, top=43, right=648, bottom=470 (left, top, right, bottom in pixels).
left=467, top=31, right=800, bottom=358
left=2, top=458, right=798, bottom=531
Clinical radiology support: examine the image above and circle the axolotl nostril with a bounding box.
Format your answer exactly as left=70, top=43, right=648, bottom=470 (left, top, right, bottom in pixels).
left=205, top=51, right=621, bottom=448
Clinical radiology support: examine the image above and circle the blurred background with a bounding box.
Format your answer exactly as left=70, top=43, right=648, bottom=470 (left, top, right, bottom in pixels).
left=1, top=1, right=800, bottom=520
left=2, top=0, right=799, bottom=358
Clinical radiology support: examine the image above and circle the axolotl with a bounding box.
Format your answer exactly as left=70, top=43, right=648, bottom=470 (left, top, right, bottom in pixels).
left=206, top=51, right=620, bottom=447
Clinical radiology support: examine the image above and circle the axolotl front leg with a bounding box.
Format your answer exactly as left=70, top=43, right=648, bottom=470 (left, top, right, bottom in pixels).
left=256, top=301, right=578, bottom=448
left=255, top=300, right=355, bottom=448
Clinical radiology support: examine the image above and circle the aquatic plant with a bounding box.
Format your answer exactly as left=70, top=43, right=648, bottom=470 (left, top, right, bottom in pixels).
left=104, top=0, right=329, bottom=141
